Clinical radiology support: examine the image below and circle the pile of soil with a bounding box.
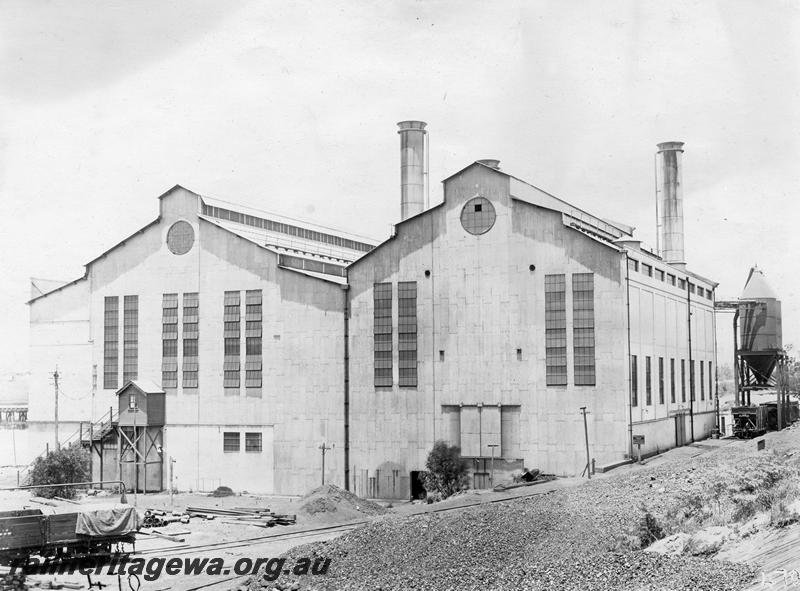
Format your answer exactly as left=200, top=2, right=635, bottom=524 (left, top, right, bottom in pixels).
left=211, top=486, right=235, bottom=497
left=298, top=484, right=386, bottom=521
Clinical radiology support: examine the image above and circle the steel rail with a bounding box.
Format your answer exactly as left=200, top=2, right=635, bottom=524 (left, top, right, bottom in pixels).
left=0, top=480, right=129, bottom=503
left=134, top=485, right=556, bottom=558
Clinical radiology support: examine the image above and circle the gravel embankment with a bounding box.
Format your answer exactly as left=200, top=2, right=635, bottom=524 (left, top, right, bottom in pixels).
left=243, top=431, right=800, bottom=591
left=250, top=498, right=756, bottom=590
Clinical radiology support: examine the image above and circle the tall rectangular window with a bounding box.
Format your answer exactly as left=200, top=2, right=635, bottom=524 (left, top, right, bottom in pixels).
left=572, top=273, right=595, bottom=386
left=645, top=356, right=652, bottom=405
left=681, top=359, right=686, bottom=402
left=245, top=290, right=262, bottom=392
left=690, top=360, right=696, bottom=401
left=122, top=295, right=138, bottom=383
left=374, top=283, right=393, bottom=387
left=182, top=293, right=199, bottom=388
left=631, top=355, right=638, bottom=407
left=161, top=294, right=178, bottom=389
left=223, top=291, right=241, bottom=391
left=670, top=358, right=676, bottom=403
left=709, top=361, right=713, bottom=398
left=398, top=281, right=417, bottom=387
left=700, top=360, right=705, bottom=400
left=658, top=357, right=664, bottom=404
left=103, top=296, right=119, bottom=389
left=545, top=274, right=567, bottom=386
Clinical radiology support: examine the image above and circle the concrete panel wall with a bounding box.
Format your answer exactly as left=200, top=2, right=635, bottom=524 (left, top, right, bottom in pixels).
left=627, top=267, right=717, bottom=429
left=347, top=164, right=631, bottom=495
left=164, top=425, right=275, bottom=493
left=28, top=280, right=92, bottom=425
left=27, top=187, right=345, bottom=495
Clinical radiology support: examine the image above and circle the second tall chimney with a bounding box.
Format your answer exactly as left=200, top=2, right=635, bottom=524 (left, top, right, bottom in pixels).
left=656, top=141, right=686, bottom=267
left=398, top=121, right=427, bottom=221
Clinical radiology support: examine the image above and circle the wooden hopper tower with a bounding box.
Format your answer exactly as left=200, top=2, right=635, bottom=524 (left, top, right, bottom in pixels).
left=116, top=380, right=165, bottom=493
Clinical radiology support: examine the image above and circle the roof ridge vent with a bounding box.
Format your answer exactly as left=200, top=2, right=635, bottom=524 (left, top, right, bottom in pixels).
left=477, top=159, right=501, bottom=170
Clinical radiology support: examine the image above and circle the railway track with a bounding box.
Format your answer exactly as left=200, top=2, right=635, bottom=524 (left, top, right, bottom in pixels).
left=135, top=520, right=364, bottom=557
left=136, top=483, right=557, bottom=558
left=141, top=485, right=561, bottom=591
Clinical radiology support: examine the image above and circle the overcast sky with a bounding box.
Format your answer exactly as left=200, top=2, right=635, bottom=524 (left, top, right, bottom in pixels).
left=1, top=0, right=798, bottom=385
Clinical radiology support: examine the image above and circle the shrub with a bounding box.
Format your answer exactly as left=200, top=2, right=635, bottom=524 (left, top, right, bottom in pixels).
left=28, top=444, right=90, bottom=499
left=212, top=486, right=235, bottom=497
left=420, top=441, right=470, bottom=500
left=636, top=507, right=665, bottom=548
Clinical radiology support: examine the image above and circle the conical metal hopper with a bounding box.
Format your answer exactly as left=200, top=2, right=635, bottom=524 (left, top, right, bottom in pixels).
left=739, top=266, right=782, bottom=385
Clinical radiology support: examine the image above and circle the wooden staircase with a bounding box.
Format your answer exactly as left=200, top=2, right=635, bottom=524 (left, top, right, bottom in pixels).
left=79, top=407, right=118, bottom=446
left=19, top=407, right=119, bottom=485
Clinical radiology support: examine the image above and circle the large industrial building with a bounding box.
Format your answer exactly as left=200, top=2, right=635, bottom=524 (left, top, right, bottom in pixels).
left=26, top=123, right=718, bottom=498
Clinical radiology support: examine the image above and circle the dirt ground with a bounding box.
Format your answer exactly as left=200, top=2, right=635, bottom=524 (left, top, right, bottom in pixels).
left=4, top=428, right=800, bottom=590
left=0, top=482, right=394, bottom=591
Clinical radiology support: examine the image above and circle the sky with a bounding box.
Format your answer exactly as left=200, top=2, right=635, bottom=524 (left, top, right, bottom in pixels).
left=1, top=0, right=799, bottom=386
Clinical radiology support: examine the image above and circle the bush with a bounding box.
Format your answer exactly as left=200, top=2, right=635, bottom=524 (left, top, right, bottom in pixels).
left=636, top=507, right=665, bottom=548
left=28, top=445, right=90, bottom=499
left=212, top=486, right=235, bottom=497
left=419, top=441, right=470, bottom=500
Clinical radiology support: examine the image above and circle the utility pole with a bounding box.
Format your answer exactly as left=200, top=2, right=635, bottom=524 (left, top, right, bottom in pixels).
left=319, top=442, right=333, bottom=486
left=777, top=355, right=785, bottom=430
left=580, top=407, right=591, bottom=479
left=53, top=368, right=60, bottom=451
left=91, top=365, right=97, bottom=422
left=487, top=444, right=499, bottom=488
left=169, top=456, right=176, bottom=511
left=133, top=395, right=138, bottom=507
left=687, top=283, right=695, bottom=442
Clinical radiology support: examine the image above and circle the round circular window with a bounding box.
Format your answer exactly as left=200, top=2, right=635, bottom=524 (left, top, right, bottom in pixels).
left=166, top=221, right=195, bottom=255
left=460, top=197, right=496, bottom=235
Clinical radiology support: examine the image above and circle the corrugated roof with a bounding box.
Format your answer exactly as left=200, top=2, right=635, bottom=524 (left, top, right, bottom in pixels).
left=30, top=278, right=72, bottom=300
left=445, top=161, right=635, bottom=240
left=117, top=379, right=164, bottom=395
left=200, top=196, right=377, bottom=262
left=202, top=215, right=364, bottom=264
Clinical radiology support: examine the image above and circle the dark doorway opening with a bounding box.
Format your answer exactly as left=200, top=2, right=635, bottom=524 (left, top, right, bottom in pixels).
left=410, top=471, right=426, bottom=500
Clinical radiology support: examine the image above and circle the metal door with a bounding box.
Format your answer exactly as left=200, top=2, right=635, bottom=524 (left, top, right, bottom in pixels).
left=675, top=415, right=686, bottom=446
left=473, top=472, right=490, bottom=490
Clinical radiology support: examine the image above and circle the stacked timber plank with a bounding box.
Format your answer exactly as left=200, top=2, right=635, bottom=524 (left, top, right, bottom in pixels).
left=185, top=506, right=296, bottom=527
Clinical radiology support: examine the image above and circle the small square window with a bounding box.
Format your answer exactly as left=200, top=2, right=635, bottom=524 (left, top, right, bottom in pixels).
left=223, top=432, right=240, bottom=452
left=245, top=432, right=262, bottom=452
left=474, top=204, right=482, bottom=212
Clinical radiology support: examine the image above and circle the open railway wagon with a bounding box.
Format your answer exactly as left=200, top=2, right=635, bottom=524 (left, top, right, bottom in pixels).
left=732, top=400, right=800, bottom=438
left=732, top=405, right=769, bottom=438
left=0, top=506, right=139, bottom=565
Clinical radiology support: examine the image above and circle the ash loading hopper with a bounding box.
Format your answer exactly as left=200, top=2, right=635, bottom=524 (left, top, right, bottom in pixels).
left=738, top=266, right=783, bottom=385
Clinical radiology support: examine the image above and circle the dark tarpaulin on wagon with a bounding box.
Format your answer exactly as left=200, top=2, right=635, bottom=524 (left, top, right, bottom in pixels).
left=75, top=506, right=139, bottom=537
